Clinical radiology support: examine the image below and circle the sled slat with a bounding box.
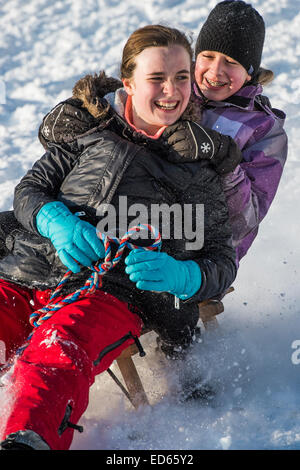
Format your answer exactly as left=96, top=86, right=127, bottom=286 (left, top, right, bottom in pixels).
left=116, top=355, right=149, bottom=408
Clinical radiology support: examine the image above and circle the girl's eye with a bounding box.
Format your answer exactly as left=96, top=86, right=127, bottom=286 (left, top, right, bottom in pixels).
left=148, top=76, right=189, bottom=82
left=226, top=60, right=237, bottom=65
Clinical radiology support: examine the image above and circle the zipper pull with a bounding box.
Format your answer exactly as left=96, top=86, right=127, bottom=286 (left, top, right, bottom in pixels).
left=74, top=211, right=86, bottom=217
left=131, top=332, right=146, bottom=357
left=175, top=296, right=180, bottom=310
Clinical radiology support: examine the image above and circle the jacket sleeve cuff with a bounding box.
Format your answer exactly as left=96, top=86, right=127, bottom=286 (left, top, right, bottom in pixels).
left=36, top=201, right=71, bottom=237
left=177, top=260, right=202, bottom=300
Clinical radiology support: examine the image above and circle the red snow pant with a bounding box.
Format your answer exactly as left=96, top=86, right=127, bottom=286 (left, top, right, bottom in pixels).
left=0, top=279, right=143, bottom=450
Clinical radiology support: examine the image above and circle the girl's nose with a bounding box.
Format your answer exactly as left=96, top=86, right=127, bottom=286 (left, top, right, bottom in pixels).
left=210, top=58, right=223, bottom=77
left=163, top=79, right=176, bottom=95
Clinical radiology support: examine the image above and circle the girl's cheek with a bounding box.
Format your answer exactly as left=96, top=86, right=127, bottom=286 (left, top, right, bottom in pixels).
left=195, top=66, right=204, bottom=84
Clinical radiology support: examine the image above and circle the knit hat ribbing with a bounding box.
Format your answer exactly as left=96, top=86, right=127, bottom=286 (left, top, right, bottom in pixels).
left=195, top=1, right=265, bottom=77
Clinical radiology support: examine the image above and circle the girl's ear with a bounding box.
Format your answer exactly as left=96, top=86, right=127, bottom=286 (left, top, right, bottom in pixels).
left=122, top=78, right=134, bottom=96
left=245, top=73, right=252, bottom=82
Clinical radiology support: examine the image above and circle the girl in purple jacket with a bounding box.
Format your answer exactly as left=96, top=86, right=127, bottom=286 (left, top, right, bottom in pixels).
left=193, top=0, right=288, bottom=263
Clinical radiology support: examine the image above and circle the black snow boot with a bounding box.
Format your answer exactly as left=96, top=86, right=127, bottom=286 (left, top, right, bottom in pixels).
left=1, top=431, right=50, bottom=450
left=156, top=326, right=202, bottom=360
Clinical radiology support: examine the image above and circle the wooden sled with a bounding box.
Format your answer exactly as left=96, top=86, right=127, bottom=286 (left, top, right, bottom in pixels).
left=107, top=287, right=234, bottom=409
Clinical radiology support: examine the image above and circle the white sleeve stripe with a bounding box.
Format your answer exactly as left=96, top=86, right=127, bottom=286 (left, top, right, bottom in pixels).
left=186, top=121, right=198, bottom=159
left=192, top=121, right=215, bottom=159
left=51, top=104, right=65, bottom=143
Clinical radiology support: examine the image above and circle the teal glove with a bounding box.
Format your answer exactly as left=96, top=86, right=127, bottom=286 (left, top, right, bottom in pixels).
left=125, top=249, right=202, bottom=300
left=36, top=201, right=105, bottom=273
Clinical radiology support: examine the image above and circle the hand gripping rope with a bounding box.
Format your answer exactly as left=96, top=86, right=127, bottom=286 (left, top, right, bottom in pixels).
left=27, top=223, right=161, bottom=339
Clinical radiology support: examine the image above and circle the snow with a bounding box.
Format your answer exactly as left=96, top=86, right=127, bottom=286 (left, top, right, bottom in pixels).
left=0, top=0, right=300, bottom=450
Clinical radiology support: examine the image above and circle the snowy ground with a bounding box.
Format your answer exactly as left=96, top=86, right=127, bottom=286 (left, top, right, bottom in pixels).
left=0, top=0, right=300, bottom=450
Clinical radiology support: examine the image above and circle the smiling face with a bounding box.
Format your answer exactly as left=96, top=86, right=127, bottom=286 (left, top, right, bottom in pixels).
left=122, top=45, right=191, bottom=135
left=195, top=50, right=251, bottom=102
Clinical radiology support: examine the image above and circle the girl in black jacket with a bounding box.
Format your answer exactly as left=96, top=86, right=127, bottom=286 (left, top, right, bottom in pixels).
left=0, top=25, right=237, bottom=450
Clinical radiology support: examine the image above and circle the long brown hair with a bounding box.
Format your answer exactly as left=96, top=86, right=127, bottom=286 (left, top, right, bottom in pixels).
left=121, top=24, right=193, bottom=80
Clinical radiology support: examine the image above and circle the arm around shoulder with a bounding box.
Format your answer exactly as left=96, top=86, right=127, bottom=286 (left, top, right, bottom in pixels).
left=38, top=71, right=122, bottom=151
left=38, top=98, right=99, bottom=152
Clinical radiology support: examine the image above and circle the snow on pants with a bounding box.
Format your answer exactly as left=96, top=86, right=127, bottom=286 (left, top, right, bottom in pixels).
left=0, top=279, right=143, bottom=450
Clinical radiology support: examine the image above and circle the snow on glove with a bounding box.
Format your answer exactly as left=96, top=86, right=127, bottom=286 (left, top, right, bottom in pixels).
left=161, top=120, right=242, bottom=174
left=36, top=201, right=105, bottom=273
left=125, top=249, right=202, bottom=300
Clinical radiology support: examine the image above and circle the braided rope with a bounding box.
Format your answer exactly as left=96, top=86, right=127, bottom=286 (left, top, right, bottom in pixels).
left=28, top=224, right=161, bottom=331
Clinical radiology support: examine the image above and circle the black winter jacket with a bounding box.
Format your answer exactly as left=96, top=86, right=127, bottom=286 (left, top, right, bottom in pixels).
left=0, top=79, right=237, bottom=343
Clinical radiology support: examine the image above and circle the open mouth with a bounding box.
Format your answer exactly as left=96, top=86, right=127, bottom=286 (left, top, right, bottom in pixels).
left=205, top=78, right=227, bottom=88
left=154, top=100, right=179, bottom=110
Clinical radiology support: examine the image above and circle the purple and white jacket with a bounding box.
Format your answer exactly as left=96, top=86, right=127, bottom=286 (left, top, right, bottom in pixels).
left=193, top=83, right=288, bottom=264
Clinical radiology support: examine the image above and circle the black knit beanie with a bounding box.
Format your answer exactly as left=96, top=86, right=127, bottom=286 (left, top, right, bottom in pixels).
left=195, top=1, right=265, bottom=77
